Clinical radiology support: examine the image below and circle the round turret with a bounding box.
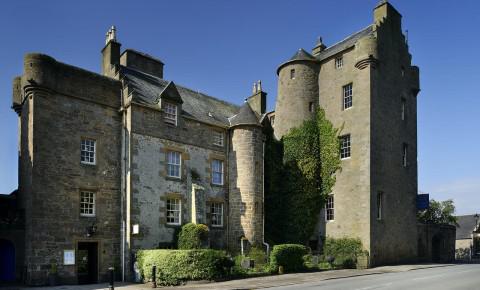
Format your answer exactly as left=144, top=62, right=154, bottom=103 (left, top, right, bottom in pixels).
left=274, top=49, right=320, bottom=139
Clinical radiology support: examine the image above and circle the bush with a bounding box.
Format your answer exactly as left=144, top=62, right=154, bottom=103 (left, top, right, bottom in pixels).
left=323, top=237, right=363, bottom=269
left=248, top=246, right=268, bottom=272
left=269, top=244, right=309, bottom=273
left=177, top=223, right=209, bottom=249
left=136, top=249, right=233, bottom=286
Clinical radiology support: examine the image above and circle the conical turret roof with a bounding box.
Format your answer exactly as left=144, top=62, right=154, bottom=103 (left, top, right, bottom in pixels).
left=229, top=102, right=260, bottom=127
left=289, top=48, right=316, bottom=61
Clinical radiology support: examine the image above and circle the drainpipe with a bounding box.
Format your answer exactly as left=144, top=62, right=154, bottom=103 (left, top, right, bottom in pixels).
left=119, top=78, right=126, bottom=282
left=262, top=141, right=270, bottom=256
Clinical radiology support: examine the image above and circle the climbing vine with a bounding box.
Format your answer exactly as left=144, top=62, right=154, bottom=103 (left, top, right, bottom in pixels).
left=265, top=108, right=341, bottom=244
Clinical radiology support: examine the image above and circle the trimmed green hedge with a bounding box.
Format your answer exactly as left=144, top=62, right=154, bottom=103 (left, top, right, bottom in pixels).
left=177, top=223, right=209, bottom=249
left=269, top=244, right=309, bottom=273
left=323, top=237, right=363, bottom=268
left=136, top=249, right=233, bottom=286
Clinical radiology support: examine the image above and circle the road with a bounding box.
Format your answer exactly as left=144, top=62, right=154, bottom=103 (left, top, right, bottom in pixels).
left=271, top=264, right=480, bottom=290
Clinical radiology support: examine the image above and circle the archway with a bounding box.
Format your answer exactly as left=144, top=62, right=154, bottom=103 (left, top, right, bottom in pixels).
left=0, top=239, right=15, bottom=282
left=432, top=234, right=442, bottom=262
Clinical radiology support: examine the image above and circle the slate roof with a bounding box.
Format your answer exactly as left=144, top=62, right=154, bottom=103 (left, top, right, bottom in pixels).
left=290, top=48, right=317, bottom=61
left=316, top=25, right=374, bottom=61
left=228, top=102, right=260, bottom=127
left=120, top=66, right=240, bottom=127
left=456, top=215, right=479, bottom=240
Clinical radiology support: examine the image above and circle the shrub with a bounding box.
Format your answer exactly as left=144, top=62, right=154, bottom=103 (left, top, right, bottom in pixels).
left=177, top=223, right=209, bottom=249
left=136, top=249, right=233, bottom=286
left=269, top=244, right=309, bottom=273
left=323, top=237, right=363, bottom=269
left=248, top=246, right=268, bottom=272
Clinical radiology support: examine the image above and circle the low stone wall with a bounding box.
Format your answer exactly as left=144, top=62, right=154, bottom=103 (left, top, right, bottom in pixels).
left=417, top=223, right=456, bottom=263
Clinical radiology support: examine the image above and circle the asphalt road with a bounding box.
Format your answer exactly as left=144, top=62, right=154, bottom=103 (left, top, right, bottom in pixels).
left=270, top=264, right=480, bottom=290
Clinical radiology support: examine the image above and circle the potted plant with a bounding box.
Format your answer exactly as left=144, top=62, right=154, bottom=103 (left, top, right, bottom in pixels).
left=48, top=258, right=58, bottom=286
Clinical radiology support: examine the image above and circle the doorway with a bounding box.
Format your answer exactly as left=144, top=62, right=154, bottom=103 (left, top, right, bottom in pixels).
left=432, top=234, right=442, bottom=262
left=0, top=239, right=15, bottom=282
left=77, top=242, right=98, bottom=284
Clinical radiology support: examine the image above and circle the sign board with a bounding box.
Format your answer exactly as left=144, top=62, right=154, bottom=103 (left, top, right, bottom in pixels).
left=417, top=194, right=429, bottom=210
left=64, top=250, right=75, bottom=265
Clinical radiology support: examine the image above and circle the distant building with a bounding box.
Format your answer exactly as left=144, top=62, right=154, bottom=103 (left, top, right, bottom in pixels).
left=455, top=214, right=480, bottom=260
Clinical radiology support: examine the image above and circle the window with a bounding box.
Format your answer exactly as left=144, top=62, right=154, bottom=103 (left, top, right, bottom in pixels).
left=210, top=202, right=223, bottom=227
left=163, top=102, right=177, bottom=125
left=80, top=191, right=95, bottom=217
left=401, top=98, right=406, bottom=121
left=211, top=159, right=224, bottom=185
left=339, top=134, right=351, bottom=159
left=213, top=131, right=224, bottom=146
left=326, top=195, right=334, bottom=221
left=401, top=66, right=405, bottom=77
left=343, top=83, right=353, bottom=109
left=309, top=102, right=314, bottom=113
left=377, top=192, right=383, bottom=220
left=166, top=198, right=181, bottom=225
left=402, top=143, right=408, bottom=167
left=290, top=69, right=295, bottom=79
left=167, top=151, right=181, bottom=178
left=270, top=116, right=275, bottom=127
left=335, top=56, right=343, bottom=69
left=80, top=139, right=96, bottom=165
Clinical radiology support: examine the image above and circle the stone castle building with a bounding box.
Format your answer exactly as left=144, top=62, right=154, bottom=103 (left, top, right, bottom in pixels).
left=4, top=1, right=420, bottom=285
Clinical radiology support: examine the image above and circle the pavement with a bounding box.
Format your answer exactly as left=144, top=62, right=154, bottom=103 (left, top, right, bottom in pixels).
left=0, top=263, right=459, bottom=290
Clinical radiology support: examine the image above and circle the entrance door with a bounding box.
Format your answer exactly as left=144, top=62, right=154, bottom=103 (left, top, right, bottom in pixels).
left=0, top=239, right=15, bottom=282
left=77, top=242, right=98, bottom=284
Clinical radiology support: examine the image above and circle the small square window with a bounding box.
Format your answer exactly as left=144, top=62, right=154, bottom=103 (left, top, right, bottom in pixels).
left=166, top=198, right=181, bottom=225
left=213, top=131, right=224, bottom=146
left=326, top=195, right=334, bottom=221
left=290, top=69, right=295, bottom=79
left=81, top=139, right=96, bottom=165
left=167, top=151, right=181, bottom=178
left=80, top=191, right=95, bottom=217
left=163, top=102, right=177, bottom=125
left=339, top=134, right=351, bottom=159
left=343, top=83, right=353, bottom=110
left=211, top=159, right=224, bottom=185
left=335, top=56, right=343, bottom=69
left=210, top=202, right=223, bottom=227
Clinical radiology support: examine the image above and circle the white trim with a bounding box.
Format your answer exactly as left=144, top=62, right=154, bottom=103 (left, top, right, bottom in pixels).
left=80, top=139, right=96, bottom=165
left=166, top=198, right=182, bottom=225
left=211, top=159, right=224, bottom=185
left=210, top=202, right=224, bottom=227
left=167, top=151, right=182, bottom=179
left=80, top=191, right=96, bottom=217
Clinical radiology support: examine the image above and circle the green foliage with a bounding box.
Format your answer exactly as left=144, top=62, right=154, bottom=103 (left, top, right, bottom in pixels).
left=417, top=199, right=458, bottom=226
left=265, top=107, right=341, bottom=243
left=177, top=223, right=209, bottom=249
left=323, top=237, right=364, bottom=269
left=136, top=249, right=233, bottom=286
left=248, top=246, right=268, bottom=272
left=269, top=244, right=309, bottom=273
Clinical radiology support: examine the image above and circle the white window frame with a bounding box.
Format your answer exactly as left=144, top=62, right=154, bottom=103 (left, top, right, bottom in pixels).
left=166, top=198, right=181, bottom=225
left=80, top=139, right=96, bottom=165
left=163, top=101, right=178, bottom=125
left=340, top=134, right=351, bottom=159
left=326, top=195, right=334, bottom=221
left=210, top=202, right=224, bottom=227
left=377, top=192, right=383, bottom=220
left=211, top=159, right=224, bottom=185
left=80, top=191, right=96, bottom=217
left=213, top=131, right=224, bottom=146
left=167, top=151, right=182, bottom=179
left=335, top=56, right=343, bottom=69
left=343, top=83, right=353, bottom=110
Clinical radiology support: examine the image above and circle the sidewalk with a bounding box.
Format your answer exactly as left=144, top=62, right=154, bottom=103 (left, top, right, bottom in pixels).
left=1, top=264, right=456, bottom=290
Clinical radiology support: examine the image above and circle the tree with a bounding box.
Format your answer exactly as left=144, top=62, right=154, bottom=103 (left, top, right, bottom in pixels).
left=417, top=199, right=458, bottom=226
left=265, top=108, right=341, bottom=244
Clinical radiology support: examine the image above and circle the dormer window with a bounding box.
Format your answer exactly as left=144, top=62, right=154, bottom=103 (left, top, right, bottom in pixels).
left=163, top=102, right=177, bottom=125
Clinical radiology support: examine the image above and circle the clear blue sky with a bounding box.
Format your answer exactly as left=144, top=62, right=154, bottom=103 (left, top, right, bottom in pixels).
left=0, top=0, right=479, bottom=215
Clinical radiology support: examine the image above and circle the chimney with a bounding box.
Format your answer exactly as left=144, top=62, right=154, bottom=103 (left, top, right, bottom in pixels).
left=312, top=37, right=326, bottom=57
left=247, top=80, right=267, bottom=116
left=102, top=25, right=121, bottom=78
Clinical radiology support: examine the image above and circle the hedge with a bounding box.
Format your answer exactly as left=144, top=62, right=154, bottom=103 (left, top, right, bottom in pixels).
left=269, top=244, right=309, bottom=273
left=323, top=237, right=363, bottom=268
left=136, top=249, right=233, bottom=286
left=177, top=223, right=209, bottom=249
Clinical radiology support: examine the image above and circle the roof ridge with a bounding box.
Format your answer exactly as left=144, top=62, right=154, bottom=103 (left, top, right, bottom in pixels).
left=321, top=24, right=374, bottom=54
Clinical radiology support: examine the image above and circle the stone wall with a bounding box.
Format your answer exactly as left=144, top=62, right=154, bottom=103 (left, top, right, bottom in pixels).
left=417, top=224, right=456, bottom=263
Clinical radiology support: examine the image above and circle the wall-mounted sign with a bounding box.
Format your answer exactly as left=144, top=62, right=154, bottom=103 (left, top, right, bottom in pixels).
left=64, top=250, right=75, bottom=265
left=133, top=224, right=139, bottom=235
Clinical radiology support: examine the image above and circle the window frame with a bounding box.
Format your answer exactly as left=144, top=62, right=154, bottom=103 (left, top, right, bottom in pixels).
left=166, top=198, right=182, bottom=225
left=401, top=98, right=406, bottom=121
left=163, top=101, right=178, bottom=126
left=335, top=56, right=344, bottom=69
left=80, top=191, right=96, bottom=217
left=343, top=83, right=353, bottom=110
left=326, top=195, right=334, bottom=221
left=339, top=134, right=351, bottom=159
left=167, top=151, right=182, bottom=179
left=210, top=202, right=224, bottom=227
left=290, top=69, right=296, bottom=79
left=377, top=192, right=383, bottom=220
left=213, top=131, right=224, bottom=147
left=211, top=159, right=224, bottom=186
left=80, top=138, right=96, bottom=165
left=402, top=143, right=408, bottom=167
